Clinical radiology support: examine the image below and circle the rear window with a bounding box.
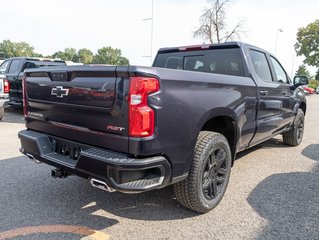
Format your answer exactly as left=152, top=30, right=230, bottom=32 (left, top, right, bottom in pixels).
left=23, top=61, right=66, bottom=71
left=153, top=48, right=245, bottom=77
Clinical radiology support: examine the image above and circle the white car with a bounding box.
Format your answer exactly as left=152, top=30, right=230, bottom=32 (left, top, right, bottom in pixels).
left=0, top=74, right=9, bottom=120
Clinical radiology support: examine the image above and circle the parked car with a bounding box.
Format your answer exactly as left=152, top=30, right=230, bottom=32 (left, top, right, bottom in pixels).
left=0, top=74, right=9, bottom=120
left=19, top=42, right=306, bottom=213
left=0, top=57, right=66, bottom=107
left=303, top=87, right=315, bottom=94
left=316, top=87, right=319, bottom=94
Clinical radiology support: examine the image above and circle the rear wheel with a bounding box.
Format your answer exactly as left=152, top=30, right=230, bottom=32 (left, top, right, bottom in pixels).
left=282, top=109, right=305, bottom=146
left=173, top=131, right=232, bottom=213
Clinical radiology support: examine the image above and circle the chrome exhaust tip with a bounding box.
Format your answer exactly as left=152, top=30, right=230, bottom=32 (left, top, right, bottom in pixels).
left=90, top=178, right=116, bottom=192
left=25, top=153, right=42, bottom=164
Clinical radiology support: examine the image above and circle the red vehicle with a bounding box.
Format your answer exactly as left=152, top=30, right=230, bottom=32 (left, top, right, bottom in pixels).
left=293, top=76, right=315, bottom=94
left=303, top=87, right=315, bottom=94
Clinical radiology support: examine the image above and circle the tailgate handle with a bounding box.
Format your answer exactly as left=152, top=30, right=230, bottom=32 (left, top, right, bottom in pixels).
left=260, top=90, right=268, bottom=96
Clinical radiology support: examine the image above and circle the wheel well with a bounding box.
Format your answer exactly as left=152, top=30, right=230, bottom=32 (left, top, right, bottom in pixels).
left=201, top=116, right=236, bottom=163
left=299, top=102, right=306, bottom=115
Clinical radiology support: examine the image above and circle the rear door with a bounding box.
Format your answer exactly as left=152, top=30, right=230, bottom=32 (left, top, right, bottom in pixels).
left=248, top=49, right=283, bottom=145
left=6, top=59, right=23, bottom=105
left=268, top=56, right=295, bottom=129
left=25, top=66, right=130, bottom=152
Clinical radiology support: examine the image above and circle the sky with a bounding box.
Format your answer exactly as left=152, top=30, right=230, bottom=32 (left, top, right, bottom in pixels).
left=1, top=0, right=318, bottom=76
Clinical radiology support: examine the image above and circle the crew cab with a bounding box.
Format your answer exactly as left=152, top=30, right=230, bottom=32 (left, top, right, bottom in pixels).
left=18, top=42, right=306, bottom=213
left=0, top=57, right=66, bottom=107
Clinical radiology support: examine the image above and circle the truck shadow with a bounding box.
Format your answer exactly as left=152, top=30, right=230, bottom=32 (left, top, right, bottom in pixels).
left=1, top=106, right=24, bottom=124
left=247, top=144, right=319, bottom=239
left=0, top=156, right=197, bottom=235
left=2, top=143, right=316, bottom=237
left=236, top=137, right=289, bottom=160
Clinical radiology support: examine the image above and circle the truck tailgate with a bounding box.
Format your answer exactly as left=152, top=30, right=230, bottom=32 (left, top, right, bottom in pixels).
left=24, top=66, right=130, bottom=153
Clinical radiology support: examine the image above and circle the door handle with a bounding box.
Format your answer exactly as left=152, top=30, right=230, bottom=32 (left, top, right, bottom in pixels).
left=260, top=90, right=268, bottom=96
left=282, top=91, right=287, bottom=96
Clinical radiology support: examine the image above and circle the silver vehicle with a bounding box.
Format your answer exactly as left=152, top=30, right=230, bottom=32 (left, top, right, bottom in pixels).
left=0, top=74, right=9, bottom=120
left=316, top=87, right=319, bottom=94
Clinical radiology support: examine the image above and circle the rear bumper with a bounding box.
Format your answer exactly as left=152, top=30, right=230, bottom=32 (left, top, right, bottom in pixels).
left=18, top=129, right=172, bottom=193
left=0, top=98, right=8, bottom=108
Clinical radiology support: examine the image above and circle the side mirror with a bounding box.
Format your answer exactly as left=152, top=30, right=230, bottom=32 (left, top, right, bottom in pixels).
left=293, top=76, right=309, bottom=86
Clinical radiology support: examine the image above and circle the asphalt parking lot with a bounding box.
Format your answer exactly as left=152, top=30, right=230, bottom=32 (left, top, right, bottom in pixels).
left=0, top=96, right=318, bottom=240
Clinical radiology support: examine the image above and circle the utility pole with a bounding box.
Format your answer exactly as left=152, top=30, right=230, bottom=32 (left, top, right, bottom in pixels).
left=275, top=28, right=283, bottom=56
left=143, top=0, right=154, bottom=65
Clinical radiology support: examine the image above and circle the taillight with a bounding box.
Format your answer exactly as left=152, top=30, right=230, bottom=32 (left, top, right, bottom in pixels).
left=129, top=76, right=159, bottom=137
left=3, top=79, right=10, bottom=93
left=22, top=75, right=27, bottom=117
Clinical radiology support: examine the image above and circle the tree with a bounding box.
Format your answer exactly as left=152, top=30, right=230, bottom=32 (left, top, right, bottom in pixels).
left=77, top=48, right=94, bottom=64
left=295, top=64, right=311, bottom=78
left=193, top=0, right=244, bottom=44
left=52, top=48, right=78, bottom=62
left=93, top=47, right=129, bottom=65
left=315, top=69, right=319, bottom=80
left=0, top=40, right=41, bottom=58
left=295, top=19, right=319, bottom=67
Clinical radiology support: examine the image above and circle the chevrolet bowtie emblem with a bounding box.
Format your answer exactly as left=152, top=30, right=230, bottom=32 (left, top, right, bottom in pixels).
left=51, top=86, right=69, bottom=98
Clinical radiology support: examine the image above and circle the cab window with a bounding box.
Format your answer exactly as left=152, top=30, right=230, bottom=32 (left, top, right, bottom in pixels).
left=8, top=59, right=21, bottom=74
left=270, top=57, right=289, bottom=84
left=249, top=50, right=272, bottom=82
left=0, top=60, right=10, bottom=74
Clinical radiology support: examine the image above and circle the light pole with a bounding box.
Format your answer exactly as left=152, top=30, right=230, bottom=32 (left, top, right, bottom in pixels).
left=143, top=0, right=154, bottom=65
left=290, top=54, right=295, bottom=79
left=275, top=28, right=283, bottom=56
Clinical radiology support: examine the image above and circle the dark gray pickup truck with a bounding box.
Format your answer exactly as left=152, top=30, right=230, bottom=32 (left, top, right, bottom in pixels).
left=18, top=42, right=306, bottom=213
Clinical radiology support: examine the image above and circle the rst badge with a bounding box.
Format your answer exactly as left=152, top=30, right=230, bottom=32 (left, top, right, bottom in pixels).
left=51, top=86, right=69, bottom=98
left=107, top=125, right=125, bottom=132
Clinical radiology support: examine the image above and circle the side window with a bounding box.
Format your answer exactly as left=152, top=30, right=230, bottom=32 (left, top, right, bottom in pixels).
left=8, top=59, right=21, bottom=74
left=270, top=57, right=288, bottom=84
left=0, top=60, right=10, bottom=73
left=205, top=49, right=245, bottom=76
left=249, top=50, right=272, bottom=82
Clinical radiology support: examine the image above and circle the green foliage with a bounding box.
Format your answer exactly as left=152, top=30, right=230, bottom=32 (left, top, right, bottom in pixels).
left=52, top=48, right=78, bottom=62
left=308, top=79, right=319, bottom=90
left=295, top=19, right=319, bottom=67
left=0, top=40, right=42, bottom=58
left=0, top=40, right=130, bottom=65
left=77, top=48, right=94, bottom=64
left=315, top=69, right=319, bottom=80
left=295, top=64, right=311, bottom=78
left=93, top=47, right=129, bottom=65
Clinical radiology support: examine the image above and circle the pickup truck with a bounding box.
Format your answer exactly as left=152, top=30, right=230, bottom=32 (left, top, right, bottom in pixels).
left=18, top=42, right=306, bottom=213
left=0, top=57, right=66, bottom=107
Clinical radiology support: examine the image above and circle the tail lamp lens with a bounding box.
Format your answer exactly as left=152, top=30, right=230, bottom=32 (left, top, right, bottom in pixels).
left=3, top=79, right=10, bottom=93
left=129, top=77, right=159, bottom=137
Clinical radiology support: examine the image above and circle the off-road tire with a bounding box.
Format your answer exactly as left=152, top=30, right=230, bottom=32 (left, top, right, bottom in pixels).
left=173, top=131, right=232, bottom=213
left=282, top=109, right=305, bottom=146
